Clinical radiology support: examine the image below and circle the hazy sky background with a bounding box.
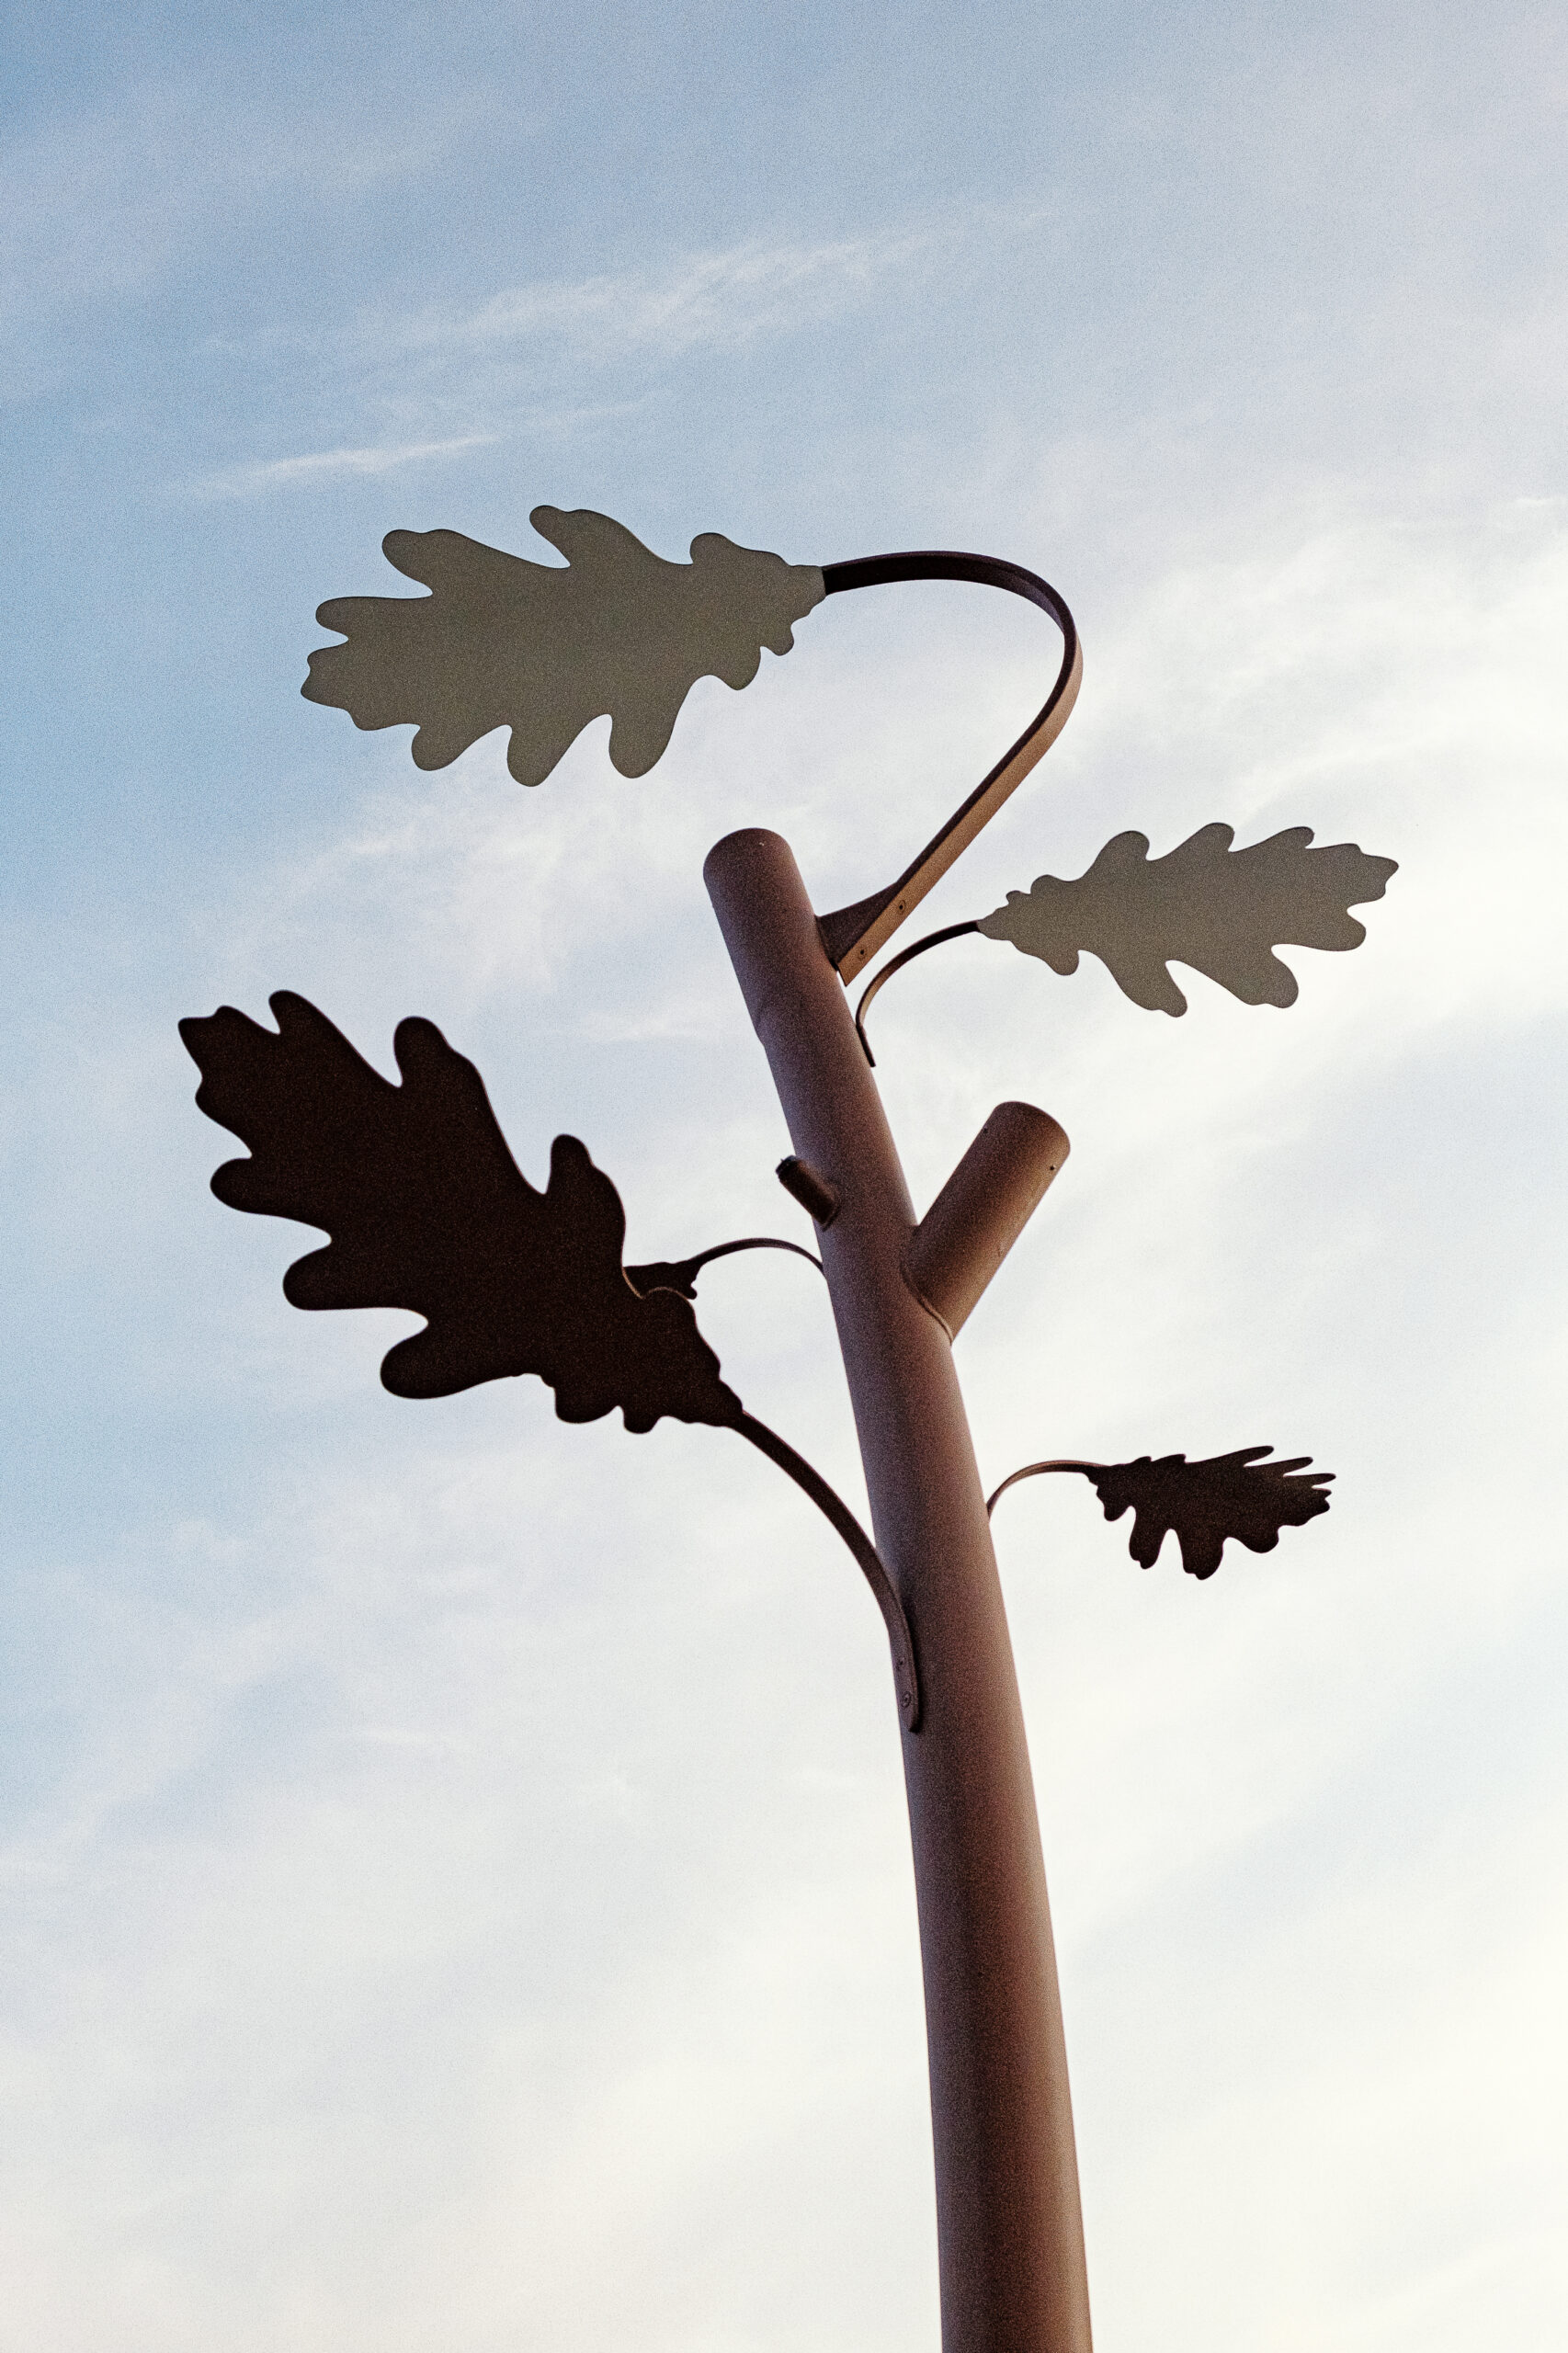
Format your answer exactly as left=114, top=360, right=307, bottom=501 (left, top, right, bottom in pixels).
left=3, top=4, right=1565, bottom=2347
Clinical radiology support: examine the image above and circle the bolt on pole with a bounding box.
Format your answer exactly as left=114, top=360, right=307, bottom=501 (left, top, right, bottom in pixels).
left=706, top=826, right=1093, bottom=2353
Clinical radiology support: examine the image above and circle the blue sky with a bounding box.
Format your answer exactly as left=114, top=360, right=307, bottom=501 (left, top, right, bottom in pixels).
left=3, top=6, right=1565, bottom=2348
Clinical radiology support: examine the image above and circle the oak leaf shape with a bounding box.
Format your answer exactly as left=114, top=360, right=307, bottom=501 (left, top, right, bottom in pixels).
left=301, top=506, right=825, bottom=788
left=977, top=823, right=1397, bottom=1013
left=178, top=991, right=742, bottom=1432
left=1090, top=1446, right=1333, bottom=1578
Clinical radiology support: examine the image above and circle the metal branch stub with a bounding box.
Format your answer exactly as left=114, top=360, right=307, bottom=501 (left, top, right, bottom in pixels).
left=777, top=1154, right=841, bottom=1226
left=904, top=1103, right=1069, bottom=1340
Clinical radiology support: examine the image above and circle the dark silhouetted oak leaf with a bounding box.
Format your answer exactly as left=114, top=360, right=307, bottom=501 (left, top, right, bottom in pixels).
left=1090, top=1446, right=1334, bottom=1578
left=178, top=991, right=742, bottom=1432
left=301, top=505, right=825, bottom=788
left=978, top=823, right=1397, bottom=1014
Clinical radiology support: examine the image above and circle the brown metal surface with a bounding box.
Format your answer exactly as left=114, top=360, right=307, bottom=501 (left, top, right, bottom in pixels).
left=903, top=1103, right=1070, bottom=1342
left=705, top=827, right=1092, bottom=2353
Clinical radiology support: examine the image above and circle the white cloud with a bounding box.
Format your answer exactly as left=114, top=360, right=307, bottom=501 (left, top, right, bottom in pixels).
left=184, top=433, right=500, bottom=501
left=437, top=230, right=933, bottom=360
left=344, top=200, right=1061, bottom=401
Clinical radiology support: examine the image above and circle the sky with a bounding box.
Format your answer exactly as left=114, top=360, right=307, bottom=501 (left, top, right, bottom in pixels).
left=2, top=2, right=1565, bottom=2347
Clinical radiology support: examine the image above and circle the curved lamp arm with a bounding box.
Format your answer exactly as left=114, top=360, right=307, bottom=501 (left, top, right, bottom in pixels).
left=815, top=551, right=1081, bottom=979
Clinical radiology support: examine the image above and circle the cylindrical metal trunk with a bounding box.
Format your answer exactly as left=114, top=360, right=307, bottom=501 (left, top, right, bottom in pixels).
left=704, top=828, right=1092, bottom=2353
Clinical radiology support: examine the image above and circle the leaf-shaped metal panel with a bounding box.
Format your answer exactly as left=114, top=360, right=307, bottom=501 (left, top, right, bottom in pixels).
left=301, top=506, right=825, bottom=788
left=977, top=823, right=1397, bottom=1014
left=178, top=992, right=743, bottom=1432
left=1088, top=1446, right=1333, bottom=1577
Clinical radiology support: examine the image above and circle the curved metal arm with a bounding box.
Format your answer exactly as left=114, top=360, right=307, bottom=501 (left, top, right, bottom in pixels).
left=986, top=1460, right=1098, bottom=1516
left=732, top=1410, right=920, bottom=1730
left=853, top=919, right=982, bottom=1065
left=816, top=551, right=1081, bottom=980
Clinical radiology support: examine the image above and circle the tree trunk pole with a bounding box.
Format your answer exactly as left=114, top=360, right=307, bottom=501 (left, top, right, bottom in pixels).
left=705, top=828, right=1092, bottom=2353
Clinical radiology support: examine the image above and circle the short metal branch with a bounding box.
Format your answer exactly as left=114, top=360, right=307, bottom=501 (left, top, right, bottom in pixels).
left=903, top=1105, right=1069, bottom=1340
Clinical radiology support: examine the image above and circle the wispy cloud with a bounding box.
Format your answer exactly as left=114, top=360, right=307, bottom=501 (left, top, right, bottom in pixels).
left=474, top=234, right=925, bottom=354
left=185, top=432, right=499, bottom=502
left=360, top=225, right=943, bottom=371
left=160, top=229, right=951, bottom=473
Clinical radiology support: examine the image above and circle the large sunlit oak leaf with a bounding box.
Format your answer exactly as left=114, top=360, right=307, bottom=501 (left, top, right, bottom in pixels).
left=977, top=823, right=1398, bottom=1014
left=178, top=991, right=743, bottom=1432
left=1090, top=1446, right=1334, bottom=1579
left=301, top=505, right=826, bottom=788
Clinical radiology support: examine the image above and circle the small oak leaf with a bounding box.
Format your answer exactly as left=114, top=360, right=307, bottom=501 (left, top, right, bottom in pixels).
left=977, top=823, right=1397, bottom=1013
left=1089, top=1446, right=1334, bottom=1578
left=301, top=506, right=825, bottom=788
left=178, top=991, right=742, bottom=1433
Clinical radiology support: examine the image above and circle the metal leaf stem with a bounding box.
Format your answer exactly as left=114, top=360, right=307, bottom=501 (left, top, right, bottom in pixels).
left=853, top=920, right=982, bottom=1064
left=625, top=1233, right=824, bottom=1300
left=731, top=1410, right=920, bottom=1730
left=986, top=1461, right=1097, bottom=1516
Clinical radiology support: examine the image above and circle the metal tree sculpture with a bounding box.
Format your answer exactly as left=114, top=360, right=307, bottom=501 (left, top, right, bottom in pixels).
left=185, top=505, right=1396, bottom=2353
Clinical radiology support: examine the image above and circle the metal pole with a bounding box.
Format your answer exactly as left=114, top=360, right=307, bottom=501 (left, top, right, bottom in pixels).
left=705, top=828, right=1092, bottom=2353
